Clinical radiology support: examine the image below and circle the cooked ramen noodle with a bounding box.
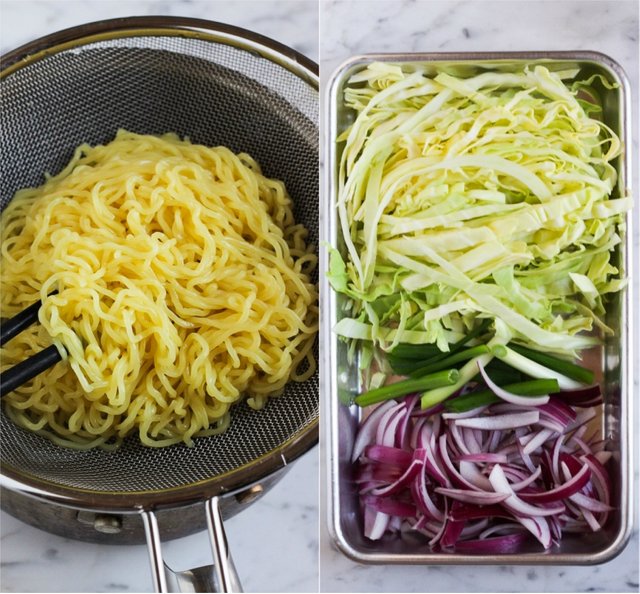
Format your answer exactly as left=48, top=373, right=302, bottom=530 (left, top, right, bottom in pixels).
left=0, top=130, right=318, bottom=449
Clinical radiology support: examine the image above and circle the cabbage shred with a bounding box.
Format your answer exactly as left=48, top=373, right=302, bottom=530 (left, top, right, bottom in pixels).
left=329, top=62, right=629, bottom=356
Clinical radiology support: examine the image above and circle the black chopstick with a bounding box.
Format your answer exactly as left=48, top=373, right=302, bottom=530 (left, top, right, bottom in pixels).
left=0, top=345, right=63, bottom=397
left=0, top=293, right=65, bottom=397
left=0, top=290, right=57, bottom=347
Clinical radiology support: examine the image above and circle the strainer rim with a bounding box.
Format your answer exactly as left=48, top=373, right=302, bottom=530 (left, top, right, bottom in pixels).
left=0, top=15, right=319, bottom=85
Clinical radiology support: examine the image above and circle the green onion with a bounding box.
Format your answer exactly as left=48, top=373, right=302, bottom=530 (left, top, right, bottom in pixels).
left=420, top=352, right=494, bottom=409
left=469, top=367, right=522, bottom=386
left=444, top=379, right=561, bottom=413
left=388, top=343, right=442, bottom=361
left=388, top=319, right=492, bottom=372
left=386, top=354, right=430, bottom=375
left=355, top=369, right=459, bottom=407
left=409, top=345, right=490, bottom=378
left=496, top=346, right=583, bottom=390
left=509, top=343, right=594, bottom=385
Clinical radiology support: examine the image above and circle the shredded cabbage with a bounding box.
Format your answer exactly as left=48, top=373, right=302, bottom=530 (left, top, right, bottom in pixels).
left=329, top=62, right=629, bottom=355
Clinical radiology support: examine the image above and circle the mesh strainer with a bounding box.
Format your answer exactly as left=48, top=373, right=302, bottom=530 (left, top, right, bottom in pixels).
left=0, top=16, right=318, bottom=592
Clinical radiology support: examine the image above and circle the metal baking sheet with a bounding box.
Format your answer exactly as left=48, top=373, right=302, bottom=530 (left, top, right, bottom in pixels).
left=322, top=51, right=632, bottom=565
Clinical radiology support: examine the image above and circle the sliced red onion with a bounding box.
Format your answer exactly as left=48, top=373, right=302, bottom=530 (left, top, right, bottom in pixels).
left=509, top=466, right=542, bottom=491
left=458, top=453, right=508, bottom=464
left=564, top=407, right=597, bottom=433
left=459, top=518, right=491, bottom=539
left=581, top=454, right=611, bottom=505
left=568, top=491, right=613, bottom=513
left=478, top=360, right=550, bottom=406
left=369, top=454, right=424, bottom=497
left=353, top=379, right=611, bottom=551
left=517, top=441, right=538, bottom=474
left=435, top=487, right=509, bottom=505
left=581, top=509, right=602, bottom=532
left=398, top=394, right=419, bottom=449
left=455, top=411, right=539, bottom=430
left=521, top=428, right=555, bottom=455
left=363, top=445, right=413, bottom=467
left=440, top=519, right=466, bottom=548
left=388, top=515, right=403, bottom=532
left=478, top=523, right=527, bottom=539
left=450, top=423, right=472, bottom=455
left=516, top=514, right=552, bottom=549
left=463, top=426, right=483, bottom=454
left=439, top=434, right=485, bottom=491
left=355, top=465, right=402, bottom=485
left=428, top=500, right=449, bottom=547
left=423, top=443, right=450, bottom=487
left=409, top=416, right=427, bottom=450
left=552, top=385, right=603, bottom=407
left=411, top=470, right=445, bottom=522
left=363, top=506, right=390, bottom=540
left=539, top=398, right=577, bottom=426
left=519, top=463, right=590, bottom=503
left=488, top=465, right=565, bottom=517
left=352, top=400, right=397, bottom=462
left=442, top=408, right=490, bottom=420
left=362, top=494, right=417, bottom=518
left=459, top=460, right=493, bottom=491
left=411, top=402, right=445, bottom=418
left=380, top=405, right=408, bottom=447
left=454, top=531, right=529, bottom=554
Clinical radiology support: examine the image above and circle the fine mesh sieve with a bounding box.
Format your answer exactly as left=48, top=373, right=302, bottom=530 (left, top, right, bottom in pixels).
left=0, top=17, right=318, bottom=592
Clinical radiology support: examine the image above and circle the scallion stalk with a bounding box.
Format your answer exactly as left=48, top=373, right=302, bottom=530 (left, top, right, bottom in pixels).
left=355, top=369, right=459, bottom=407
left=388, top=319, right=491, bottom=370
left=496, top=346, right=583, bottom=390
left=444, top=379, right=561, bottom=413
left=409, top=345, right=490, bottom=378
left=420, top=352, right=494, bottom=409
left=509, top=343, right=594, bottom=385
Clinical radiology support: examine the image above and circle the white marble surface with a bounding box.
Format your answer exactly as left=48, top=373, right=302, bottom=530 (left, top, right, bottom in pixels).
left=0, top=1, right=319, bottom=593
left=319, top=0, right=639, bottom=592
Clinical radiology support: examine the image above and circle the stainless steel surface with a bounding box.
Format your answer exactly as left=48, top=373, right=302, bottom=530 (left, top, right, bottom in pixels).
left=0, top=471, right=278, bottom=545
left=205, top=497, right=243, bottom=593
left=143, top=498, right=243, bottom=593
left=323, top=51, right=633, bottom=565
left=0, top=16, right=318, bottom=592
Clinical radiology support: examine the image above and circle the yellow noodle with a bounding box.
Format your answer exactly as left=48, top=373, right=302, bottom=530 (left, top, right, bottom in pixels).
left=0, top=130, right=318, bottom=448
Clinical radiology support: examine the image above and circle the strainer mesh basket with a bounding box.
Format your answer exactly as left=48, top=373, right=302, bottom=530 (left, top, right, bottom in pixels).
left=0, top=28, right=319, bottom=495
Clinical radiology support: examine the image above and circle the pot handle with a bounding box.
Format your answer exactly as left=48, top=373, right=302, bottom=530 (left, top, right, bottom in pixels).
left=141, top=496, right=243, bottom=593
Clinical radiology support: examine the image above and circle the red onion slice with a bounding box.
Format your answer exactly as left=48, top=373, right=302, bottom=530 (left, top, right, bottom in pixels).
left=363, top=445, right=413, bottom=467
left=516, top=515, right=552, bottom=549
left=369, top=454, right=424, bottom=497
left=352, top=400, right=397, bottom=462
left=488, top=465, right=565, bottom=517
left=381, top=405, right=408, bottom=447
left=454, top=531, right=529, bottom=554
left=455, top=411, right=540, bottom=430
left=363, top=505, right=390, bottom=540
left=519, top=463, right=591, bottom=503
left=458, top=453, right=508, bottom=464
left=435, top=487, right=509, bottom=505
left=362, top=494, right=417, bottom=518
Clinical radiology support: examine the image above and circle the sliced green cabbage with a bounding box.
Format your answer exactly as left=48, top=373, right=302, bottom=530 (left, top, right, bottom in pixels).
left=329, top=62, right=628, bottom=356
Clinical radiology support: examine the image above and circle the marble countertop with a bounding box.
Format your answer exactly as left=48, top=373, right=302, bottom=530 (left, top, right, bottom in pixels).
left=0, top=1, right=319, bottom=593
left=320, top=0, right=638, bottom=592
